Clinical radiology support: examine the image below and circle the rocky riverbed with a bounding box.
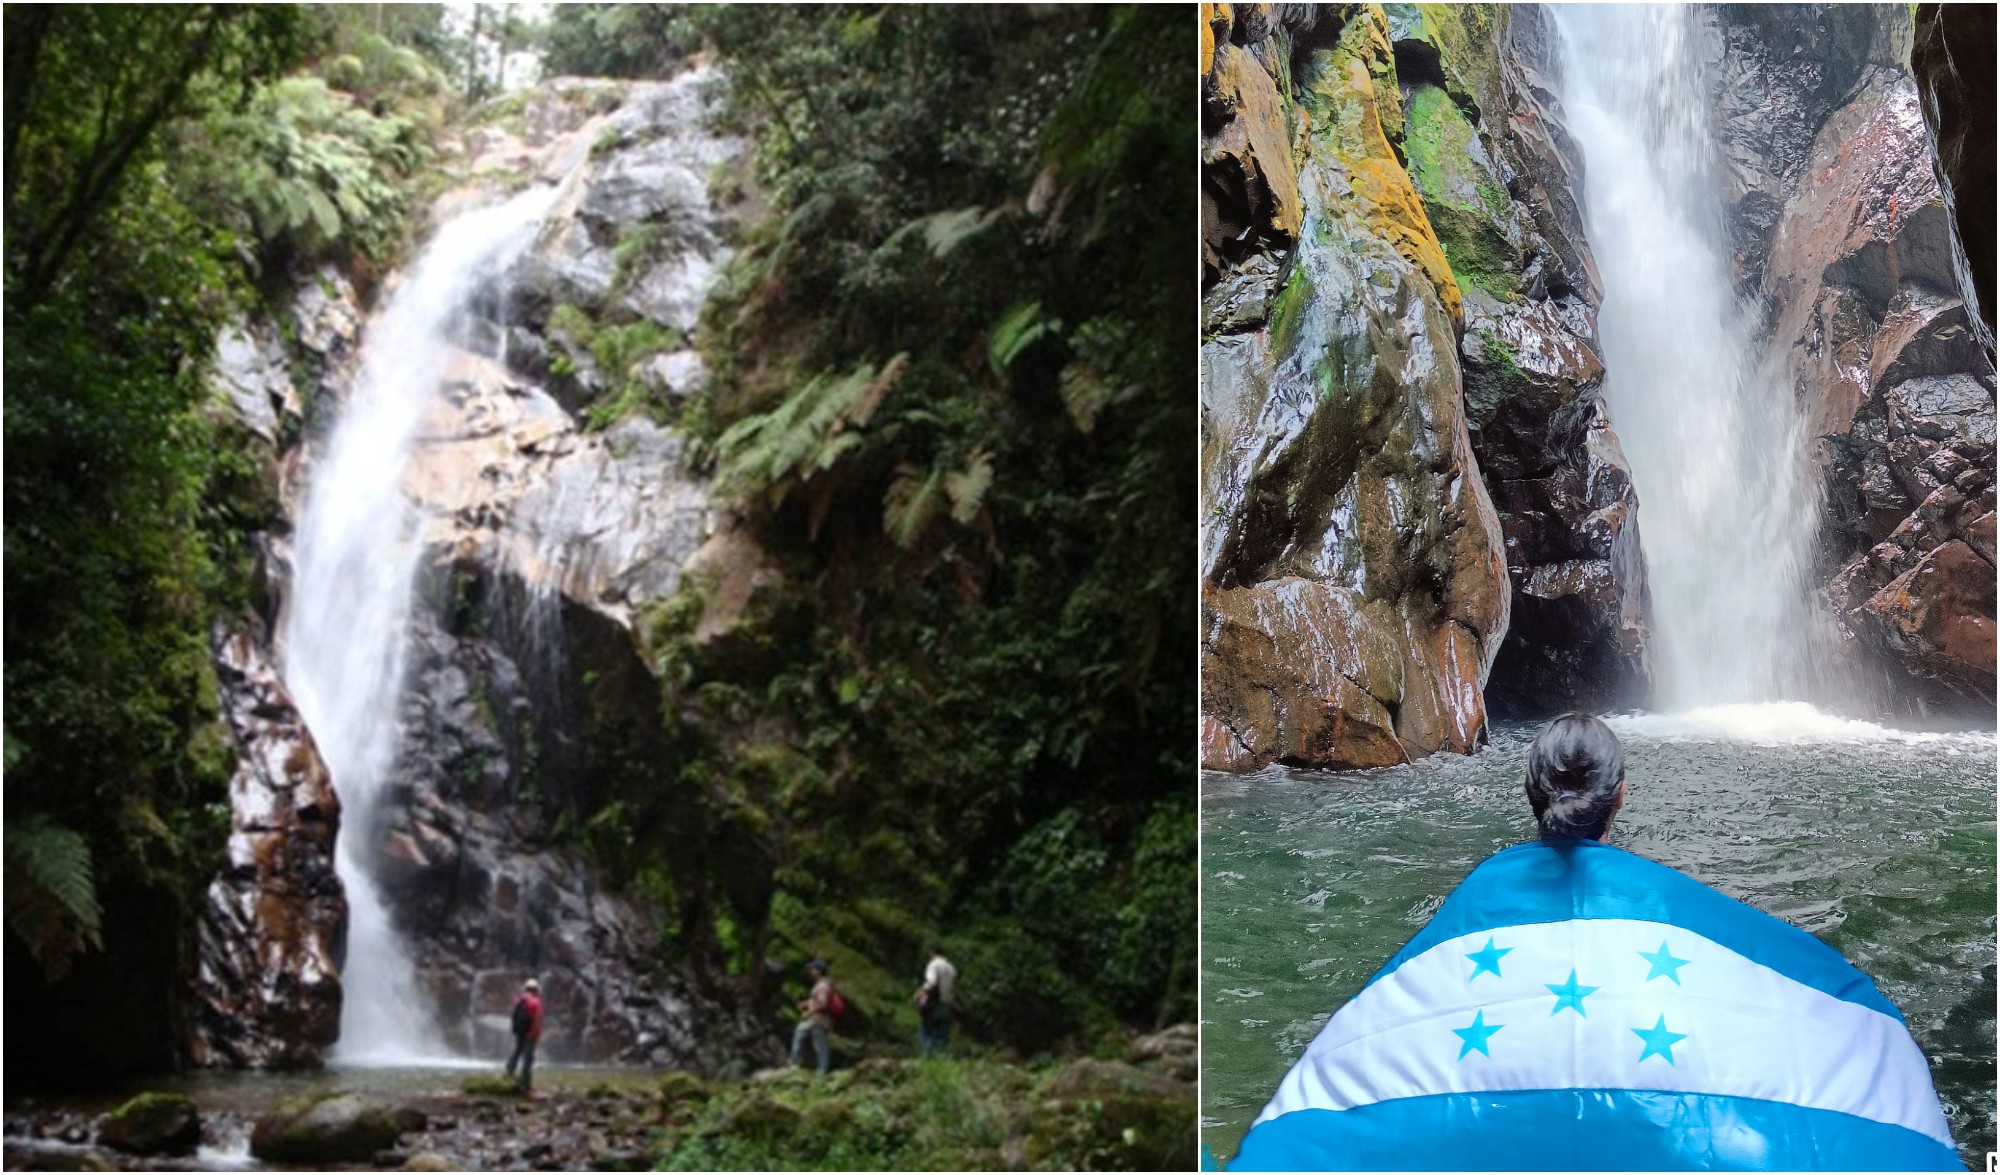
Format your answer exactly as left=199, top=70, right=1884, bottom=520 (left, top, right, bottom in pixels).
left=5, top=1029, right=1196, bottom=1172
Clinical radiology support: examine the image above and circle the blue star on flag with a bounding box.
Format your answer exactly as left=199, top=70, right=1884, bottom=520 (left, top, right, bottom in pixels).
left=1453, top=1009, right=1504, bottom=1059
left=1639, top=940, right=1690, bottom=985
left=1545, top=970, right=1598, bottom=1017
left=1465, top=937, right=1512, bottom=980
left=1633, top=1015, right=1688, bottom=1064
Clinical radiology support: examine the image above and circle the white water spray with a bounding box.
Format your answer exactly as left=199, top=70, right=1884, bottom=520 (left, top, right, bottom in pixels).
left=1554, top=6, right=1831, bottom=713
left=282, top=184, right=560, bottom=1065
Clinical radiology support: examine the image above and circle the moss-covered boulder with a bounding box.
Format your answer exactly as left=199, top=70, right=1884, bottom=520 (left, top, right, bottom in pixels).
left=96, top=1092, right=201, bottom=1157
left=1025, top=1059, right=1193, bottom=1171
left=249, top=1093, right=411, bottom=1164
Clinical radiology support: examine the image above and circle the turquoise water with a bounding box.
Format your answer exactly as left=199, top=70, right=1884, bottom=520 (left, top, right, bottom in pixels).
left=1201, top=710, right=1996, bottom=1170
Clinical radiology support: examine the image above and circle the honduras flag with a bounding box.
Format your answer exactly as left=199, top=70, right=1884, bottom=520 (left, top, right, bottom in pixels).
left=1227, top=841, right=1960, bottom=1171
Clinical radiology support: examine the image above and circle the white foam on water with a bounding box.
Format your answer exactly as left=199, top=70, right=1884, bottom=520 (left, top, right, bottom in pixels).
left=1605, top=702, right=1997, bottom=746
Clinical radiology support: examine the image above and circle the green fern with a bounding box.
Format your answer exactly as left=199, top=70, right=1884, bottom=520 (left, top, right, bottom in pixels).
left=987, top=301, right=1059, bottom=377
left=883, top=463, right=945, bottom=549
left=944, top=448, right=994, bottom=525
left=714, top=355, right=909, bottom=503
left=5, top=816, right=104, bottom=980
left=188, top=75, right=426, bottom=263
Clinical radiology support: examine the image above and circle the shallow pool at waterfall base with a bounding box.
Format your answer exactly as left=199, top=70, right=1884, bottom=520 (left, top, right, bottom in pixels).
left=1200, top=709, right=1997, bottom=1171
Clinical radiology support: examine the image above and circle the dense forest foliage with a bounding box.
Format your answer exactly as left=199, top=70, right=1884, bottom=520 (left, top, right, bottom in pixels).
left=4, top=2, right=1192, bottom=1083
left=639, top=4, right=1193, bottom=1047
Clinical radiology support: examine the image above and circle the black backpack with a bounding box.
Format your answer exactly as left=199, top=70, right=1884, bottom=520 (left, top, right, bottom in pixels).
left=511, top=997, right=532, bottom=1036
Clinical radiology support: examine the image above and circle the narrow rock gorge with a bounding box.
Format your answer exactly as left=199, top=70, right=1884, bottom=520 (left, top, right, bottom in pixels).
left=1201, top=2, right=1995, bottom=773
left=1201, top=3, right=1645, bottom=772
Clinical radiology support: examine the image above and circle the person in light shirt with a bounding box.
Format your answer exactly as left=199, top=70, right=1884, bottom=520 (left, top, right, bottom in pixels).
left=915, top=944, right=957, bottom=1057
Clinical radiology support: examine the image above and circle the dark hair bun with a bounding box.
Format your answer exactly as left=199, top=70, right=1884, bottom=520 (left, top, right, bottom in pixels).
left=1524, top=713, right=1625, bottom=842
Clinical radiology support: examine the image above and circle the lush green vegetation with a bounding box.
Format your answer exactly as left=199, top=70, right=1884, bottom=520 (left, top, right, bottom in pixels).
left=572, top=4, right=1197, bottom=1053
left=646, top=1059, right=1190, bottom=1171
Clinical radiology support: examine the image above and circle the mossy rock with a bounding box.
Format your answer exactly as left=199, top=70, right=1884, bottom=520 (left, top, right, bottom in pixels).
left=97, top=1091, right=201, bottom=1156
left=1401, top=85, right=1519, bottom=294
left=250, top=1093, right=410, bottom=1164
left=706, top=1097, right=801, bottom=1141
left=1024, top=1060, right=1194, bottom=1171
left=658, top=1070, right=711, bottom=1103
left=462, top=1075, right=525, bottom=1097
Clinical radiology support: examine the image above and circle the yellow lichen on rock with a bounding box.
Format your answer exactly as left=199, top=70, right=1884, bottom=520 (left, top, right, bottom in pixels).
left=1314, top=7, right=1463, bottom=324
left=1210, top=44, right=1302, bottom=240
left=1200, top=4, right=1232, bottom=77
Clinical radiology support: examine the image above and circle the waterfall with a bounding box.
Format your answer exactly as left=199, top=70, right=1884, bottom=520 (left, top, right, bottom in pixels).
left=282, top=183, right=561, bottom=1065
left=1553, top=5, right=1833, bottom=712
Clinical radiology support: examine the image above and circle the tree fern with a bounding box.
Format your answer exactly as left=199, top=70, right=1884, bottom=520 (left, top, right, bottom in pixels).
left=5, top=815, right=104, bottom=980
left=714, top=356, right=908, bottom=504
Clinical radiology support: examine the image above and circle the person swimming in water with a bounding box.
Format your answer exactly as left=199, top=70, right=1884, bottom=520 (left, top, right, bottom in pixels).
left=1224, top=713, right=1958, bottom=1172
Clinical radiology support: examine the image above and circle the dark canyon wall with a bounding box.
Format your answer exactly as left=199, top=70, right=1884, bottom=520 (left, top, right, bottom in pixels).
left=1706, top=4, right=1997, bottom=711
left=1200, top=2, right=1649, bottom=772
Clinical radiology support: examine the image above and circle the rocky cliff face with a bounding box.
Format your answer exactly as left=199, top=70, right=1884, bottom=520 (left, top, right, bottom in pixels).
left=1706, top=4, right=1997, bottom=710
left=196, top=71, right=774, bottom=1069
left=1202, top=5, right=1509, bottom=773
left=190, top=622, right=346, bottom=1069
left=1392, top=5, right=1652, bottom=719
left=1200, top=3, right=1650, bottom=772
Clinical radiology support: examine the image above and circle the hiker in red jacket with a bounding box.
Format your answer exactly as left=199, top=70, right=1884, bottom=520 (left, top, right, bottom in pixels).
left=506, top=978, right=543, bottom=1092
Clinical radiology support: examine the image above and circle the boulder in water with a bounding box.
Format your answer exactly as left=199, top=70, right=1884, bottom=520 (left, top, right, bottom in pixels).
left=250, top=1094, right=411, bottom=1164
left=96, top=1092, right=200, bottom=1156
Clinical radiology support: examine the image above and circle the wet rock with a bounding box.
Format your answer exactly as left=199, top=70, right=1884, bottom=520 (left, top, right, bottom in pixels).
left=1852, top=539, right=1997, bottom=701
left=1128, top=1023, right=1198, bottom=1082
left=95, top=1093, right=200, bottom=1157
left=404, top=1150, right=456, bottom=1171
left=1201, top=7, right=1509, bottom=772
left=1716, top=9, right=1997, bottom=711
left=250, top=1094, right=411, bottom=1165
left=208, top=321, right=301, bottom=444
left=1703, top=5, right=1909, bottom=294
left=1912, top=5, right=1995, bottom=345
left=1464, top=293, right=1651, bottom=716
left=1202, top=38, right=1301, bottom=276
left=190, top=622, right=347, bottom=1069
left=3, top=1143, right=116, bottom=1171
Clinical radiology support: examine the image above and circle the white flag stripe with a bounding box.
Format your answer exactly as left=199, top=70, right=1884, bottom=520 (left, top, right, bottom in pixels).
left=1253, top=917, right=1951, bottom=1149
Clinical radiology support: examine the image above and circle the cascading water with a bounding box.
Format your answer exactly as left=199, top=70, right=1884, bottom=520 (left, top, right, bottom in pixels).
left=1553, top=5, right=1833, bottom=713
left=282, top=183, right=563, bottom=1065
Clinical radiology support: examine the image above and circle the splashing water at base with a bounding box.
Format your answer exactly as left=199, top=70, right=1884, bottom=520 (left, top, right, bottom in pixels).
left=282, top=184, right=564, bottom=1066
left=1554, top=6, right=1834, bottom=710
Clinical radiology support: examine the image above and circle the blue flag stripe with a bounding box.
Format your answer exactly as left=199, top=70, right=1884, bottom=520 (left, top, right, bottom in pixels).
left=1230, top=1092, right=1966, bottom=1172
left=1361, top=842, right=1903, bottom=1021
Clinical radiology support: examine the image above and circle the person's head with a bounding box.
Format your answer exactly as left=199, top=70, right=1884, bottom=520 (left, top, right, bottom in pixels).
left=523, top=978, right=540, bottom=994
left=1523, top=713, right=1627, bottom=842
left=928, top=942, right=945, bottom=959
left=806, top=958, right=828, bottom=979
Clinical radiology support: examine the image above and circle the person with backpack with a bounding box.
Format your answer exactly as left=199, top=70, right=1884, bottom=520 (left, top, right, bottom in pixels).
left=505, top=978, right=543, bottom=1092
left=914, top=943, right=957, bottom=1057
left=789, top=958, right=840, bottom=1076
